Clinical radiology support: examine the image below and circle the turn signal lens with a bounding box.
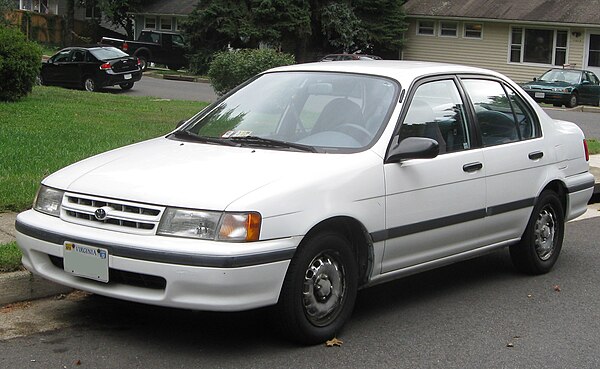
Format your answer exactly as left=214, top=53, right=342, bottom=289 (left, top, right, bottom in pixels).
left=99, top=63, right=112, bottom=70
left=122, top=42, right=129, bottom=51
left=217, top=212, right=261, bottom=242
left=584, top=139, right=590, bottom=162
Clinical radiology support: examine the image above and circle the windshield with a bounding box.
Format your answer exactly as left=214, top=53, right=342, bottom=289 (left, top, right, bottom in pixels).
left=181, top=72, right=398, bottom=152
left=90, top=47, right=129, bottom=60
left=539, top=69, right=581, bottom=84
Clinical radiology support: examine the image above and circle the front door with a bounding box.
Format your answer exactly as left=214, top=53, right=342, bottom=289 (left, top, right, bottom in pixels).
left=382, top=78, right=487, bottom=273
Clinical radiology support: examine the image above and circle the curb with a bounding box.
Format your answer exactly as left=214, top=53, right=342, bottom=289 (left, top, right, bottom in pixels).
left=0, top=270, right=73, bottom=306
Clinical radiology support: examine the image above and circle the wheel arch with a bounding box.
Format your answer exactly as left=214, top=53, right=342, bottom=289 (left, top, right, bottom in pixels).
left=539, top=179, right=567, bottom=216
left=300, top=216, right=373, bottom=287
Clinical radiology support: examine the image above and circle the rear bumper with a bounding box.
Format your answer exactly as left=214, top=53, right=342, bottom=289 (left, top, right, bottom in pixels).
left=16, top=209, right=298, bottom=311
left=101, top=70, right=142, bottom=87
left=564, top=172, right=595, bottom=221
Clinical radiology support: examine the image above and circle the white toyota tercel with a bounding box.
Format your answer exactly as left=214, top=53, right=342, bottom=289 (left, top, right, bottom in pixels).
left=16, top=61, right=595, bottom=344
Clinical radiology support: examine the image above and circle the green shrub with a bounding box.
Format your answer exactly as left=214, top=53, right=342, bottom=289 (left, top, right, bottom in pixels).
left=0, top=26, right=42, bottom=102
left=208, top=48, right=295, bottom=96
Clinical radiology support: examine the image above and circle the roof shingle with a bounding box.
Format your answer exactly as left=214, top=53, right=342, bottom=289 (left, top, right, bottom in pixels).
left=403, top=0, right=600, bottom=25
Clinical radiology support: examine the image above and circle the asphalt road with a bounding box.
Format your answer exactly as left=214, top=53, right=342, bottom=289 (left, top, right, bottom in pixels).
left=102, top=74, right=218, bottom=103
left=1, top=216, right=599, bottom=369
left=544, top=108, right=600, bottom=140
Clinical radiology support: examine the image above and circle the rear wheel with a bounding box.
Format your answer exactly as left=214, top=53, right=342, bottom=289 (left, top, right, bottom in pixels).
left=510, top=190, right=564, bottom=275
left=136, top=55, right=148, bottom=71
left=83, top=76, right=98, bottom=92
left=119, top=82, right=134, bottom=90
left=277, top=232, right=358, bottom=345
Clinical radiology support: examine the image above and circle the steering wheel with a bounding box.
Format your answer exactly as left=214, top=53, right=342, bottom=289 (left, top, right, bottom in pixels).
left=333, top=123, right=372, bottom=145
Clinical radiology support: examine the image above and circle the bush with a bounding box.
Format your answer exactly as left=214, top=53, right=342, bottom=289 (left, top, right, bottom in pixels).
left=208, top=48, right=295, bottom=96
left=0, top=26, right=42, bottom=102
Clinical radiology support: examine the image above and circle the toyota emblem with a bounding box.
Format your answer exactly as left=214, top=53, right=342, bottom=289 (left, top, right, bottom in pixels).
left=94, top=207, right=108, bottom=221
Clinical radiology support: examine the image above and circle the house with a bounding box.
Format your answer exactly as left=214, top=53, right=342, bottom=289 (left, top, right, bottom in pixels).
left=402, top=0, right=600, bottom=82
left=131, top=0, right=197, bottom=39
left=16, top=0, right=105, bottom=25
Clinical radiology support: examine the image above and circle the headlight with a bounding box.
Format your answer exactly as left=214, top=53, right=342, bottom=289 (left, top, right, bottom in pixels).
left=552, top=87, right=571, bottom=92
left=34, top=185, right=64, bottom=217
left=157, top=208, right=261, bottom=242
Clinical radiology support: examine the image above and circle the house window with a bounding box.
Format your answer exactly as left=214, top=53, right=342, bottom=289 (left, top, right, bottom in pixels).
left=439, top=22, right=458, bottom=37
left=160, top=17, right=173, bottom=30
left=85, top=1, right=100, bottom=19
left=145, top=16, right=156, bottom=29
left=464, top=23, right=482, bottom=38
left=510, top=28, right=568, bottom=65
left=417, top=20, right=435, bottom=36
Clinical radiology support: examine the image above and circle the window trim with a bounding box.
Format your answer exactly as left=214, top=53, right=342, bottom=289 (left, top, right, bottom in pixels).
left=416, top=20, right=436, bottom=36
left=160, top=17, right=173, bottom=31
left=508, top=26, right=570, bottom=66
left=144, top=16, right=157, bottom=30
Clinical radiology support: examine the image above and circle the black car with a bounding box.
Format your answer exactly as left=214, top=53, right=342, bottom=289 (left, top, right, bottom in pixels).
left=40, top=46, right=142, bottom=92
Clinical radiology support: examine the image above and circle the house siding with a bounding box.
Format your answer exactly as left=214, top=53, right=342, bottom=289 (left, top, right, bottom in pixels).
left=403, top=19, right=588, bottom=83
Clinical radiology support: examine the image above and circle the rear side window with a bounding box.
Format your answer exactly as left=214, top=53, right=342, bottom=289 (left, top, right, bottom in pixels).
left=399, top=79, right=471, bottom=154
left=462, top=79, right=538, bottom=146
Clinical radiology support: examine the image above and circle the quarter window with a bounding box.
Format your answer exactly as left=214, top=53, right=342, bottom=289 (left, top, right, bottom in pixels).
left=464, top=23, right=483, bottom=39
left=399, top=79, right=470, bottom=154
left=417, top=20, right=435, bottom=36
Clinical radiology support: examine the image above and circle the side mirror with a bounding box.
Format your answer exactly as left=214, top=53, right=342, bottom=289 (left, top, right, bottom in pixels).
left=582, top=80, right=591, bottom=85
left=532, top=77, right=537, bottom=81
left=386, top=136, right=439, bottom=163
left=176, top=119, right=187, bottom=128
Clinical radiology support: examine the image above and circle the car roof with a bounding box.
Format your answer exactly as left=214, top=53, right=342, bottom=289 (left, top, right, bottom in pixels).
left=268, top=60, right=505, bottom=86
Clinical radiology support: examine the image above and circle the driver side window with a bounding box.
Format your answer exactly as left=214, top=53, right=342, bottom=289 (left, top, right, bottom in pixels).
left=398, top=79, right=470, bottom=155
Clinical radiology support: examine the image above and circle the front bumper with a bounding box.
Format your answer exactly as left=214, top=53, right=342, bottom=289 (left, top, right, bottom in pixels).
left=524, top=90, right=570, bottom=105
left=16, top=210, right=298, bottom=311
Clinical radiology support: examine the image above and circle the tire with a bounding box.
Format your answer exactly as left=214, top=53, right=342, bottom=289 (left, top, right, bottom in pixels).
left=36, top=75, right=44, bottom=86
left=510, top=190, right=564, bottom=275
left=137, top=55, right=148, bottom=71
left=119, top=82, right=134, bottom=90
left=567, top=93, right=578, bottom=108
left=277, top=232, right=358, bottom=345
left=83, top=76, right=98, bottom=92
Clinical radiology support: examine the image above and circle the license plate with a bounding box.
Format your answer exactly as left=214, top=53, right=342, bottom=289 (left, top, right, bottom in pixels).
left=124, top=74, right=132, bottom=80
left=63, top=242, right=109, bottom=283
left=534, top=92, right=545, bottom=98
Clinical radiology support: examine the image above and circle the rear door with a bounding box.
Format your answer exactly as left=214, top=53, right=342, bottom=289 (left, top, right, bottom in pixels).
left=381, top=77, right=487, bottom=272
left=461, top=77, right=546, bottom=245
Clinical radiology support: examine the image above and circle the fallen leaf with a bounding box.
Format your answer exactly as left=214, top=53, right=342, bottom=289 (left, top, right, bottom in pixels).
left=527, top=294, right=533, bottom=298
left=553, top=285, right=561, bottom=292
left=325, top=337, right=343, bottom=347
left=76, top=359, right=82, bottom=365
left=506, top=342, right=514, bottom=348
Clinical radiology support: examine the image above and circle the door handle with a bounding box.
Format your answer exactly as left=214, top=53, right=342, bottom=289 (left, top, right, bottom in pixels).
left=463, top=162, right=483, bottom=172
left=528, top=151, right=544, bottom=160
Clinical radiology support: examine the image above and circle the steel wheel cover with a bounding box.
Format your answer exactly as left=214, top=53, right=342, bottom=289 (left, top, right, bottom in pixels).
left=534, top=206, right=557, bottom=261
left=302, top=251, right=346, bottom=327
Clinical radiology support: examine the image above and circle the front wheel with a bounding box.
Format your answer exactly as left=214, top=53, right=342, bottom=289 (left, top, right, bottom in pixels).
left=119, top=82, right=134, bottom=90
left=137, top=55, right=148, bottom=71
left=510, top=190, right=564, bottom=275
left=567, top=93, right=578, bottom=108
left=277, top=232, right=358, bottom=344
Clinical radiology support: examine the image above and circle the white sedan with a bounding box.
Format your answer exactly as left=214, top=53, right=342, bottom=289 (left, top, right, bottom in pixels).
left=16, top=61, right=594, bottom=344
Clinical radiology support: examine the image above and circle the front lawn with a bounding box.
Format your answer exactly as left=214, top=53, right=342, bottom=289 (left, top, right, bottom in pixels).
left=0, top=86, right=207, bottom=212
left=588, top=139, right=600, bottom=155
left=0, top=242, right=22, bottom=272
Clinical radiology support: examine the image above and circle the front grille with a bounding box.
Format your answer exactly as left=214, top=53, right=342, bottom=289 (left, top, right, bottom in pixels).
left=49, top=255, right=167, bottom=290
left=61, top=193, right=163, bottom=235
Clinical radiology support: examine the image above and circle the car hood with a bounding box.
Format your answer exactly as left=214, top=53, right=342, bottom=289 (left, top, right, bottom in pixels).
left=522, top=80, right=574, bottom=89
left=43, top=137, right=350, bottom=211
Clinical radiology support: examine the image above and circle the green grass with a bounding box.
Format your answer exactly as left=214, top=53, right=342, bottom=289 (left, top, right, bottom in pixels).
left=0, top=242, right=23, bottom=273
left=588, top=139, right=600, bottom=155
left=0, top=86, right=207, bottom=212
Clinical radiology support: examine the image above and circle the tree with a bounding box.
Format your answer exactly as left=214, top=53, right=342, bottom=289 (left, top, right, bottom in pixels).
left=353, top=0, right=407, bottom=58
left=0, top=26, right=42, bottom=102
left=96, top=0, right=143, bottom=39
left=320, top=2, right=364, bottom=53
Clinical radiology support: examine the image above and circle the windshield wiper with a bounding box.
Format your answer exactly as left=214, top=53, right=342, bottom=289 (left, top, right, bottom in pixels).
left=171, top=130, right=238, bottom=146
left=230, top=136, right=317, bottom=153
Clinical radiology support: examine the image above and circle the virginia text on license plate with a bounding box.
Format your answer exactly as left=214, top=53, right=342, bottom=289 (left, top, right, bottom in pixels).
left=63, top=242, right=109, bottom=283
